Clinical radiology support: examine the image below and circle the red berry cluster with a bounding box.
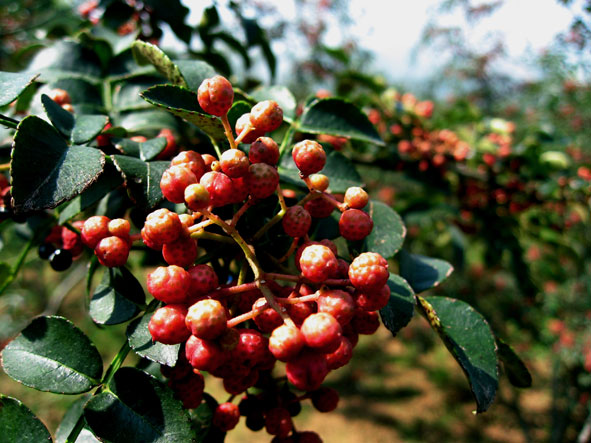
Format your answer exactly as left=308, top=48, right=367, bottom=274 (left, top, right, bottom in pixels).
left=144, top=75, right=388, bottom=441
left=80, top=215, right=132, bottom=267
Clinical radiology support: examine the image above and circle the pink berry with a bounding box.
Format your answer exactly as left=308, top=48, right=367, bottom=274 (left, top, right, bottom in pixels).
left=299, top=244, right=338, bottom=283
left=213, top=402, right=240, bottom=431
left=249, top=100, right=283, bottom=132
left=162, top=236, right=198, bottom=268
left=249, top=137, right=279, bottom=165
left=185, top=299, right=228, bottom=340
left=344, top=187, right=369, bottom=209
left=268, top=324, right=305, bottom=362
left=301, top=312, right=342, bottom=351
left=220, top=149, right=250, bottom=178
left=81, top=215, right=110, bottom=249
left=292, top=140, right=326, bottom=176
left=235, top=113, right=265, bottom=144
left=94, top=236, right=130, bottom=267
left=147, top=265, right=191, bottom=304
left=197, top=75, right=234, bottom=117
left=148, top=304, right=191, bottom=345
left=246, top=163, right=279, bottom=199
left=171, top=150, right=206, bottom=180
left=282, top=205, right=312, bottom=238
left=339, top=209, right=373, bottom=241
left=199, top=171, right=233, bottom=207
left=160, top=165, right=198, bottom=204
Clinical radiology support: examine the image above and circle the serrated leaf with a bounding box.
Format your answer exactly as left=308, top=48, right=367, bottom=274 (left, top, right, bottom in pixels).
left=84, top=367, right=193, bottom=442
left=72, top=115, right=109, bottom=144
left=299, top=98, right=384, bottom=146
left=11, top=116, right=105, bottom=213
left=380, top=273, right=415, bottom=336
left=175, top=60, right=216, bottom=92
left=90, top=267, right=144, bottom=325
left=366, top=201, right=406, bottom=259
left=250, top=85, right=296, bottom=123
left=0, top=72, right=39, bottom=107
left=418, top=296, right=499, bottom=413
left=58, top=163, right=124, bottom=224
left=1, top=316, right=103, bottom=394
left=0, top=395, right=51, bottom=442
left=112, top=155, right=169, bottom=208
left=115, top=137, right=167, bottom=161
left=140, top=85, right=226, bottom=143
left=496, top=338, right=532, bottom=388
left=127, top=313, right=180, bottom=366
left=55, top=395, right=99, bottom=443
left=131, top=41, right=186, bottom=86
left=41, top=94, right=75, bottom=138
left=399, top=250, right=453, bottom=294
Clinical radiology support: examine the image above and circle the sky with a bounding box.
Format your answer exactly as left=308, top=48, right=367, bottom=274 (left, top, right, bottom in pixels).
left=169, top=0, right=580, bottom=86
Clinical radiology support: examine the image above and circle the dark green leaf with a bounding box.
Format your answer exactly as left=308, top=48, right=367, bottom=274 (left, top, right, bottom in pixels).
left=84, top=367, right=193, bottom=442
left=380, top=273, right=415, bottom=336
left=115, top=137, right=167, bottom=161
left=0, top=395, right=51, bottom=442
left=0, top=72, right=39, bottom=107
left=175, top=60, right=216, bottom=92
left=299, top=98, right=384, bottom=146
left=11, top=116, right=105, bottom=212
left=112, top=155, right=169, bottom=208
left=72, top=115, right=109, bottom=144
left=127, top=313, right=180, bottom=366
left=192, top=392, right=223, bottom=442
left=58, top=163, right=124, bottom=224
left=366, top=201, right=406, bottom=259
left=418, top=296, right=498, bottom=413
left=55, top=395, right=99, bottom=443
left=399, top=250, right=453, bottom=294
left=112, top=78, right=160, bottom=112
left=46, top=78, right=103, bottom=107
left=250, top=85, right=296, bottom=123
left=496, top=338, right=532, bottom=388
left=131, top=41, right=185, bottom=86
left=322, top=149, right=364, bottom=193
left=90, top=267, right=144, bottom=325
left=41, top=94, right=75, bottom=138
left=140, top=85, right=226, bottom=143
left=0, top=263, right=12, bottom=289
left=116, top=110, right=178, bottom=133
left=228, top=101, right=251, bottom=132
left=1, top=316, right=103, bottom=394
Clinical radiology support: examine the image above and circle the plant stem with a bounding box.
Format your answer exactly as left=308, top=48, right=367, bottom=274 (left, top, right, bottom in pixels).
left=65, top=413, right=86, bottom=443
left=99, top=340, right=131, bottom=391
left=231, top=197, right=255, bottom=227
left=220, top=114, right=238, bottom=150
left=258, top=281, right=295, bottom=328
left=0, top=114, right=19, bottom=129
left=252, top=185, right=288, bottom=241
left=0, top=237, right=34, bottom=296
left=190, top=230, right=234, bottom=244
left=0, top=162, right=10, bottom=171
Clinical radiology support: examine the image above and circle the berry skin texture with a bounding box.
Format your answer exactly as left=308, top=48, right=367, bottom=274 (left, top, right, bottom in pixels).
left=317, top=289, right=355, bottom=326
left=220, top=149, right=250, bottom=178
left=252, top=298, right=283, bottom=333
left=282, top=205, right=312, bottom=238
left=292, top=140, right=326, bottom=176
left=108, top=218, right=131, bottom=240
left=160, top=165, right=198, bottom=204
left=148, top=304, right=190, bottom=345
left=61, top=222, right=84, bottom=258
left=94, top=236, right=130, bottom=267
left=147, top=265, right=191, bottom=304
left=197, top=75, right=234, bottom=117
left=185, top=299, right=228, bottom=339
left=265, top=407, right=293, bottom=438
left=304, top=196, right=335, bottom=218
left=143, top=209, right=183, bottom=247
left=162, top=237, right=198, bottom=268
left=199, top=171, right=233, bottom=207
left=250, top=100, right=283, bottom=133
left=185, top=335, right=226, bottom=372
left=233, top=329, right=272, bottom=369
left=184, top=183, right=210, bottom=211
left=269, top=324, right=305, bottom=362
left=308, top=173, right=330, bottom=191
left=311, top=387, right=339, bottom=413
left=246, top=163, right=279, bottom=199
left=171, top=150, right=206, bottom=180
left=348, top=252, right=389, bottom=292
left=155, top=128, right=178, bottom=160
left=235, top=113, right=265, bottom=144
left=168, top=371, right=205, bottom=409
left=351, top=309, right=381, bottom=335
left=81, top=215, right=110, bottom=248
left=339, top=209, right=374, bottom=241
left=299, top=244, right=338, bottom=283
left=355, top=283, right=391, bottom=311
left=213, top=403, right=240, bottom=431
left=344, top=186, right=369, bottom=209
left=249, top=137, right=279, bottom=165
left=285, top=350, right=329, bottom=391
left=325, top=336, right=353, bottom=370
left=187, top=264, right=219, bottom=299
left=301, top=312, right=342, bottom=350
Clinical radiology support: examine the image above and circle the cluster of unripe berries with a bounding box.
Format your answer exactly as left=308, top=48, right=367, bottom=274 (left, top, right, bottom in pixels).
left=141, top=74, right=388, bottom=441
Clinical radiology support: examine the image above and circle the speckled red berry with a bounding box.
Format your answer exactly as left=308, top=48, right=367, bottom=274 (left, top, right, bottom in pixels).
left=236, top=113, right=265, bottom=144
left=162, top=236, right=198, bottom=268
left=61, top=222, right=84, bottom=257
left=351, top=308, right=380, bottom=335
left=355, top=283, right=391, bottom=311
left=187, top=264, right=219, bottom=299
left=220, top=149, right=250, bottom=178
left=252, top=298, right=283, bottom=333
left=285, top=349, right=328, bottom=391
left=185, top=335, right=226, bottom=372
left=308, top=173, right=329, bottom=191
left=147, top=265, right=191, bottom=304
left=171, top=150, right=206, bottom=180
left=265, top=407, right=293, bottom=438
left=250, top=100, right=283, bottom=133
left=160, top=165, right=198, bottom=204
left=269, top=324, right=305, bottom=362
left=292, top=140, right=326, bottom=176
left=311, top=387, right=339, bottom=412
left=305, top=196, right=335, bottom=218
left=317, top=289, right=355, bottom=326
left=301, top=312, right=342, bottom=351
left=148, top=304, right=190, bottom=345
left=94, top=236, right=130, bottom=267
left=143, top=209, right=183, bottom=247
left=339, top=209, right=373, bottom=241
left=199, top=171, right=233, bottom=207
left=81, top=215, right=110, bottom=249
left=185, top=299, right=228, bottom=340
left=325, top=335, right=353, bottom=369
left=107, top=218, right=131, bottom=240
left=249, top=137, right=279, bottom=165
left=282, top=205, right=312, bottom=238
left=213, top=402, right=240, bottom=431
left=184, top=183, right=210, bottom=211
left=233, top=328, right=272, bottom=369
left=348, top=252, right=389, bottom=292
left=299, top=244, right=338, bottom=283
left=247, top=163, right=279, bottom=199
left=197, top=75, right=234, bottom=117
left=344, top=186, right=369, bottom=209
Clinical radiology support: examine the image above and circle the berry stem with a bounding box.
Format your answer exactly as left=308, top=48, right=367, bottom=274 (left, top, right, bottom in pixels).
left=231, top=197, right=255, bottom=227
left=221, top=113, right=238, bottom=150
left=258, top=280, right=296, bottom=328
left=0, top=236, right=34, bottom=296
left=264, top=272, right=351, bottom=287
left=0, top=113, right=19, bottom=130
left=237, top=260, right=248, bottom=285
left=234, top=123, right=254, bottom=145
left=0, top=162, right=10, bottom=171
left=276, top=293, right=319, bottom=305
left=188, top=218, right=216, bottom=233
left=278, top=237, right=299, bottom=263
left=190, top=230, right=235, bottom=244
left=252, top=184, right=288, bottom=241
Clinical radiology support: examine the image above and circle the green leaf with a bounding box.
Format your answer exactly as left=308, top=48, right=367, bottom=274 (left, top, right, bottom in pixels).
left=112, top=78, right=160, bottom=111
left=299, top=98, right=384, bottom=146
left=11, top=116, right=105, bottom=213
left=140, top=85, right=226, bottom=144
left=0, top=72, right=39, bottom=107
left=90, top=267, right=144, bottom=325
left=0, top=262, right=12, bottom=289
left=418, top=296, right=499, bottom=413
left=112, top=155, right=169, bottom=208
left=127, top=313, right=180, bottom=367
left=55, top=395, right=99, bottom=443
left=41, top=94, right=75, bottom=138
left=0, top=395, right=51, bottom=442
left=399, top=250, right=454, bottom=294
left=174, top=60, right=216, bottom=92
left=58, top=163, right=124, bottom=224
left=84, top=367, right=194, bottom=442
left=116, top=110, right=178, bottom=133
left=366, top=201, right=406, bottom=259
left=115, top=137, right=167, bottom=161
left=496, top=338, right=532, bottom=388
left=250, top=85, right=296, bottom=123
left=1, top=316, right=103, bottom=394
left=131, top=41, right=186, bottom=87
left=227, top=101, right=252, bottom=131
left=379, top=273, right=415, bottom=336
left=192, top=393, right=223, bottom=442
left=72, top=115, right=109, bottom=145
